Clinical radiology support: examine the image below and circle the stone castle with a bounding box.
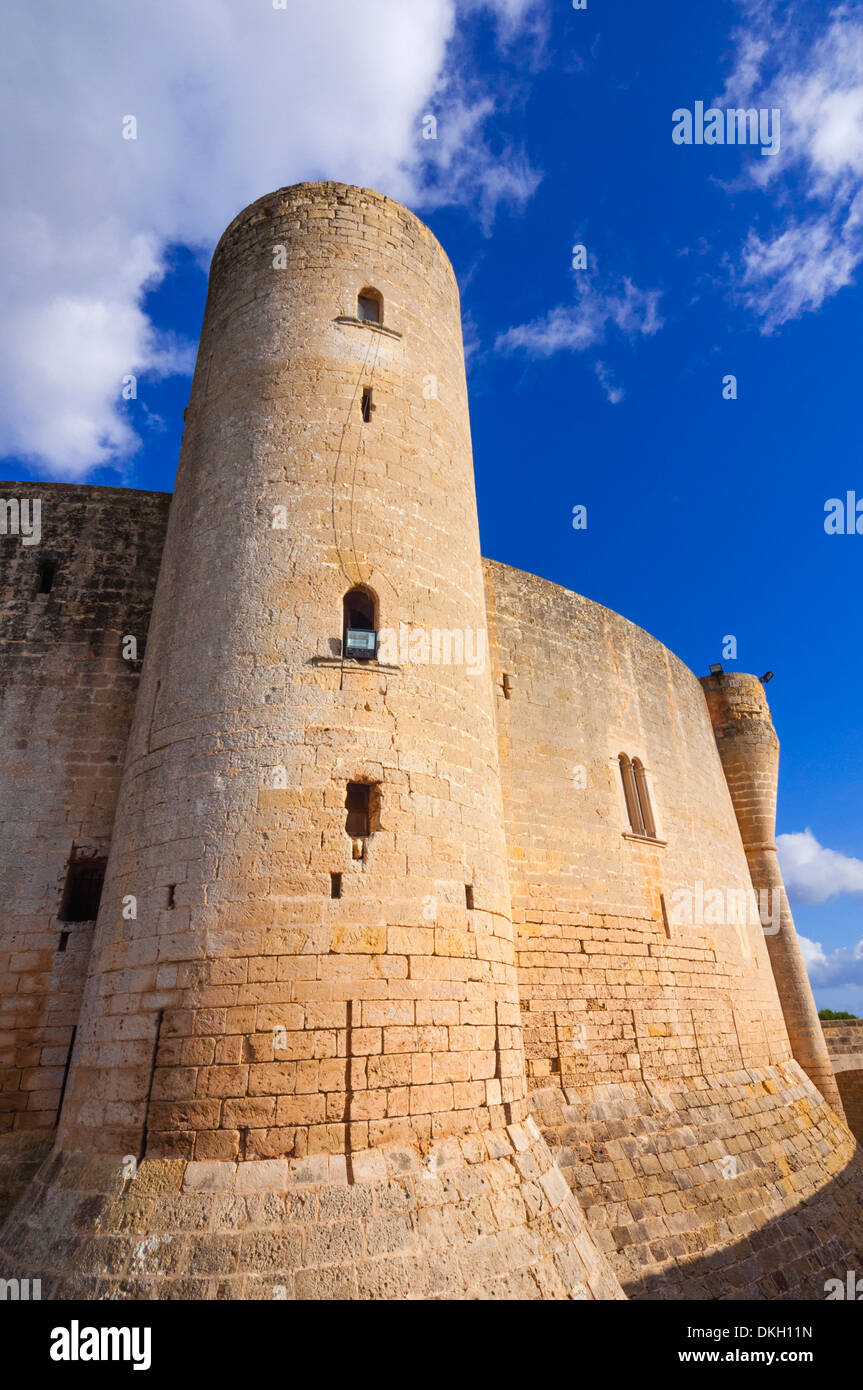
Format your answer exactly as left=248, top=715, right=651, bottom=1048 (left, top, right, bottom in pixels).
left=1, top=182, right=862, bottom=1300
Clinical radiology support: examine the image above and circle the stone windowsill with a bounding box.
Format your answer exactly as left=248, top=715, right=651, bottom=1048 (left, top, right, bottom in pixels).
left=333, top=315, right=402, bottom=340
left=622, top=832, right=667, bottom=847
left=310, top=655, right=402, bottom=673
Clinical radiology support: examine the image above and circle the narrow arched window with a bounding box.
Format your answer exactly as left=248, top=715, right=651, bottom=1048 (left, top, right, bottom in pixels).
left=357, top=287, right=382, bottom=324
left=619, top=754, right=657, bottom=839
left=343, top=586, right=377, bottom=660
left=632, top=759, right=656, bottom=839
left=618, top=754, right=644, bottom=836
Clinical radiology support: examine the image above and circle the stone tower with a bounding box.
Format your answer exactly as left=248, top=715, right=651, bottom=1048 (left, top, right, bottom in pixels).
left=3, top=183, right=861, bottom=1303
left=0, top=183, right=621, bottom=1300
left=701, top=671, right=843, bottom=1113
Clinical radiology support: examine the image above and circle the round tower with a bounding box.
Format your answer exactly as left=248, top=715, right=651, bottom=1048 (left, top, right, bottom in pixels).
left=59, top=182, right=524, bottom=1161
left=700, top=671, right=844, bottom=1114
left=0, top=185, right=621, bottom=1299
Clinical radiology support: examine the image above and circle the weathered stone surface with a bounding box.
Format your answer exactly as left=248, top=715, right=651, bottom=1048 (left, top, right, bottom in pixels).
left=1, top=181, right=860, bottom=1300
left=0, top=1132, right=623, bottom=1300
left=824, top=1019, right=863, bottom=1142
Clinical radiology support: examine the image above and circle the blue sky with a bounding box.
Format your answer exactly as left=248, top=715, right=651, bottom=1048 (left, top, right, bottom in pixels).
left=3, top=0, right=861, bottom=1008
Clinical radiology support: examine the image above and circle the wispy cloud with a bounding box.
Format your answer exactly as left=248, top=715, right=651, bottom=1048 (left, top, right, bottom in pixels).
left=799, top=933, right=863, bottom=989
left=594, top=360, right=625, bottom=404
left=778, top=827, right=863, bottom=903
left=495, top=276, right=663, bottom=359
left=0, top=0, right=542, bottom=479
left=723, top=1, right=863, bottom=330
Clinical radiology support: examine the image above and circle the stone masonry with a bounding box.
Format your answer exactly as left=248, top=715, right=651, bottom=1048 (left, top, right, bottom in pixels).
left=0, top=183, right=860, bottom=1299
left=823, top=1019, right=863, bottom=1143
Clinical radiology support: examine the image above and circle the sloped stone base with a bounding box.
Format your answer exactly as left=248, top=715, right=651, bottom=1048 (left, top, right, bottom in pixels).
left=531, top=1061, right=863, bottom=1299
left=0, top=1121, right=623, bottom=1300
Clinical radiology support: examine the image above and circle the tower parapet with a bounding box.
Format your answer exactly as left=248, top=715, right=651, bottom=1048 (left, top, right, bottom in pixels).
left=700, top=671, right=843, bottom=1114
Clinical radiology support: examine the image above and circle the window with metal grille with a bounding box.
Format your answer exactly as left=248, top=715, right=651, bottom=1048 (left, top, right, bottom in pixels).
left=343, top=586, right=377, bottom=660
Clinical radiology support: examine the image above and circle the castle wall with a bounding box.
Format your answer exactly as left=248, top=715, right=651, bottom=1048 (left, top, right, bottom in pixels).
left=0, top=484, right=169, bottom=1216
left=483, top=559, right=791, bottom=1087
left=2, top=183, right=860, bottom=1302
left=824, top=1020, right=863, bottom=1142
left=484, top=560, right=863, bottom=1297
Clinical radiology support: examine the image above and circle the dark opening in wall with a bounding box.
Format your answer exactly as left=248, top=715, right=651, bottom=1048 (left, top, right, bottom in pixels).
left=58, top=931, right=70, bottom=953
left=357, top=287, right=382, bottom=324
left=167, top=884, right=176, bottom=909
left=331, top=872, right=342, bottom=899
left=37, top=559, right=56, bottom=594
left=345, top=782, right=370, bottom=837
left=465, top=884, right=474, bottom=909
left=345, top=782, right=380, bottom=837
left=361, top=387, right=373, bottom=422
left=60, top=857, right=107, bottom=923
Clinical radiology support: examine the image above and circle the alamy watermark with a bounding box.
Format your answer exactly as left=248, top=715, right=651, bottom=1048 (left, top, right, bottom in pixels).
left=672, top=102, right=780, bottom=157
left=669, top=881, right=780, bottom=934
left=1, top=497, right=41, bottom=545
left=824, top=492, right=863, bottom=534
left=0, top=1277, right=41, bottom=1300
left=376, top=623, right=486, bottom=676
left=824, top=1270, right=863, bottom=1300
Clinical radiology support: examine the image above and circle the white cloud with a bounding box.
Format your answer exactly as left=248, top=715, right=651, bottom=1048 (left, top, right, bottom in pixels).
left=495, top=277, right=663, bottom=358
left=799, top=933, right=863, bottom=989
left=777, top=827, right=863, bottom=903
left=0, top=0, right=540, bottom=479
left=594, top=361, right=625, bottom=404
left=723, top=1, right=863, bottom=329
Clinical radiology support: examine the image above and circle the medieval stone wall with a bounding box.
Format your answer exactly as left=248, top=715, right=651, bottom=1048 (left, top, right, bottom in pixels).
left=0, top=184, right=860, bottom=1301
left=484, top=558, right=791, bottom=1089
left=484, top=559, right=863, bottom=1297
left=824, top=1020, right=863, bottom=1142
left=0, top=483, right=169, bottom=1219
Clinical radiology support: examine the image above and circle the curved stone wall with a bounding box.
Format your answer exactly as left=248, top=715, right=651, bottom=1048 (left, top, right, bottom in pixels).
left=484, top=559, right=863, bottom=1296
left=484, top=559, right=791, bottom=1088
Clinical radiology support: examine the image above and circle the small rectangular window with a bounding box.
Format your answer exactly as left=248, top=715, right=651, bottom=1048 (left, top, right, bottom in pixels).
left=345, top=782, right=371, bottom=837
left=60, top=857, right=107, bottom=923
left=465, top=884, right=474, bottom=910
left=38, top=560, right=56, bottom=594
left=331, top=872, right=342, bottom=899
left=357, top=292, right=381, bottom=323
left=361, top=388, right=372, bottom=423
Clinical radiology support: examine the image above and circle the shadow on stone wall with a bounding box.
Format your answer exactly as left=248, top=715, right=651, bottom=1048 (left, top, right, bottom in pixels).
left=531, top=1064, right=863, bottom=1300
